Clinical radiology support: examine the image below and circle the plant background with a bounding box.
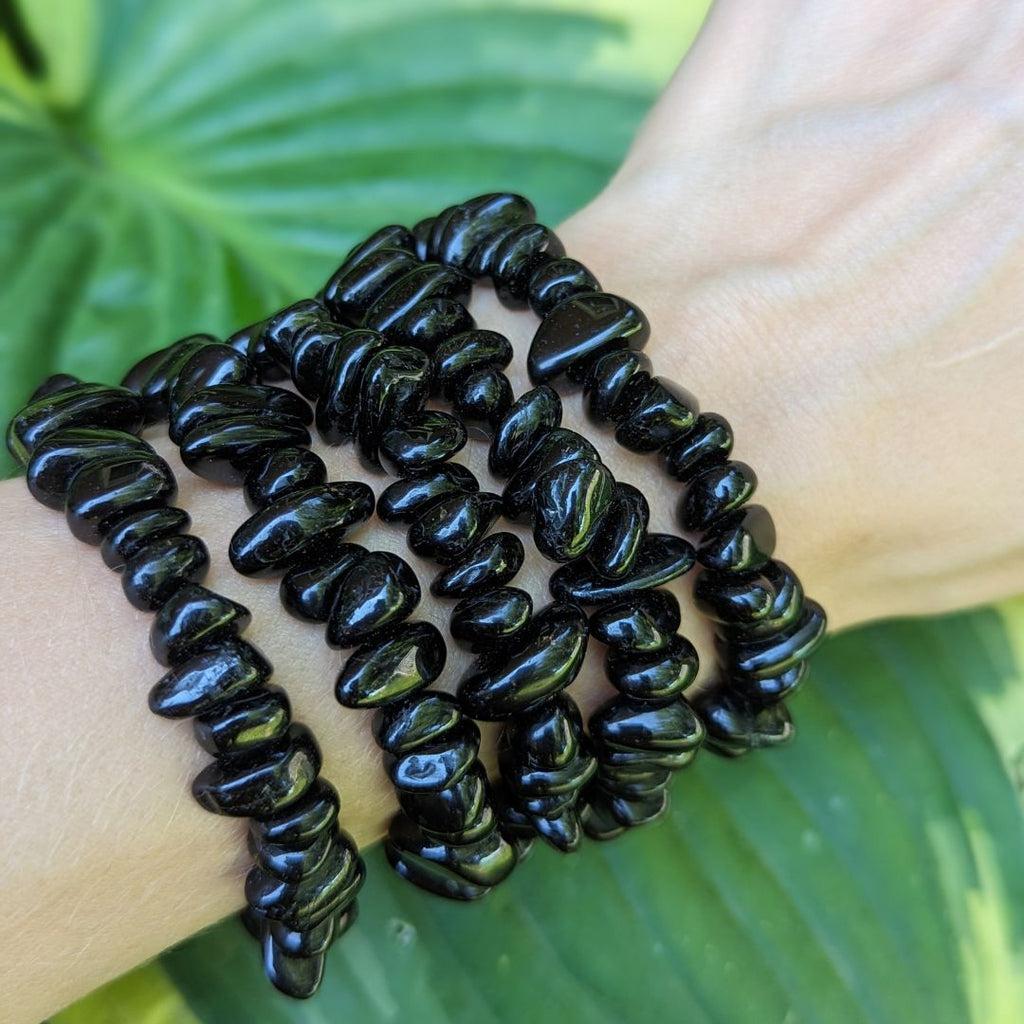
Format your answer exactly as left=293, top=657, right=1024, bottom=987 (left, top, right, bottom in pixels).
left=1, top=0, right=1021, bottom=1021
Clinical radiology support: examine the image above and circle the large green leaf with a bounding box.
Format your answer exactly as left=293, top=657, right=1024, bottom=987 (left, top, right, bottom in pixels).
left=4, top=1, right=1021, bottom=1021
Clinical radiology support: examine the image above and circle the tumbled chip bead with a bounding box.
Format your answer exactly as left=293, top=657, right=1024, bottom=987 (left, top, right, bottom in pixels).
left=614, top=376, right=699, bottom=453
left=582, top=348, right=654, bottom=427
left=65, top=454, right=177, bottom=545
left=698, top=505, right=776, bottom=573
left=226, top=321, right=286, bottom=384
left=333, top=225, right=417, bottom=285
left=335, top=621, right=447, bottom=708
left=122, top=534, right=210, bottom=611
left=314, top=329, right=385, bottom=445
left=180, top=418, right=313, bottom=486
left=149, top=637, right=272, bottom=718
left=252, top=823, right=336, bottom=883
left=432, top=330, right=513, bottom=397
left=398, top=764, right=495, bottom=844
left=702, top=560, right=805, bottom=639
left=326, top=551, right=421, bottom=648
left=372, top=692, right=463, bottom=755
left=7, top=383, right=146, bottom=466
left=488, top=384, right=562, bottom=478
left=605, top=635, right=699, bottom=700
left=589, top=695, right=705, bottom=761
left=502, top=692, right=585, bottom=768
left=393, top=296, right=476, bottom=353
left=280, top=544, right=366, bottom=623
left=244, top=447, right=328, bottom=512
left=528, top=255, right=601, bottom=317
left=449, top=586, right=533, bottom=653
left=427, top=192, right=535, bottom=270
left=260, top=939, right=325, bottom=1001
left=730, top=661, right=808, bottom=704
left=100, top=506, right=191, bottom=570
left=720, top=600, right=827, bottom=677
left=30, top=373, right=81, bottom=400
left=170, top=383, right=312, bottom=446
left=290, top=322, right=348, bottom=400
left=452, top=367, right=514, bottom=439
left=363, top=263, right=471, bottom=336
left=502, top=427, right=600, bottom=521
left=532, top=456, right=616, bottom=562
left=384, top=719, right=481, bottom=792
left=250, top=778, right=340, bottom=848
left=356, top=346, right=432, bottom=467
left=661, top=412, right=734, bottom=482
left=379, top=410, right=467, bottom=477
left=322, top=246, right=420, bottom=325
left=150, top=583, right=252, bottom=666
left=407, top=490, right=503, bottom=565
left=376, top=462, right=479, bottom=523
left=167, top=344, right=252, bottom=419
left=490, top=223, right=565, bottom=308
left=229, top=482, right=374, bottom=578
left=588, top=482, right=649, bottom=579
left=680, top=460, right=757, bottom=533
left=689, top=683, right=794, bottom=757
left=589, top=590, right=681, bottom=652
left=268, top=910, right=338, bottom=958
left=430, top=531, right=524, bottom=599
left=262, top=299, right=329, bottom=366
left=122, top=335, right=213, bottom=422
left=194, top=685, right=292, bottom=756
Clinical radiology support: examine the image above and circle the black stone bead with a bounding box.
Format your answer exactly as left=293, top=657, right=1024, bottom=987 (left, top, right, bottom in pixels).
left=392, top=296, right=476, bottom=352
left=229, top=482, right=374, bottom=577
left=334, top=621, right=446, bottom=708
left=488, top=385, right=561, bottom=479
left=430, top=532, right=524, bottom=599
left=252, top=823, right=336, bottom=883
left=427, top=193, right=535, bottom=272
left=722, top=600, right=826, bottom=677
left=279, top=544, right=366, bottom=623
left=337, top=225, right=417, bottom=279
left=379, top=411, right=467, bottom=477
left=693, top=560, right=802, bottom=632
left=591, top=784, right=669, bottom=829
left=579, top=797, right=626, bottom=841
left=458, top=602, right=589, bottom=720
left=589, top=590, right=681, bottom=652
left=527, top=256, right=601, bottom=317
left=246, top=830, right=364, bottom=928
left=690, top=683, right=794, bottom=757
left=589, top=695, right=705, bottom=762
left=122, top=336, right=213, bottom=423
left=170, top=383, right=312, bottom=446
left=588, top=482, right=649, bottom=579
left=326, top=551, right=421, bottom=648
left=356, top=346, right=432, bottom=467
left=532, top=456, right=616, bottom=562
left=550, top=532, right=695, bottom=604
left=698, top=505, right=776, bottom=573
left=226, top=321, right=286, bottom=384
left=290, top=322, right=348, bottom=401
left=605, top=635, right=699, bottom=700
left=385, top=814, right=516, bottom=901
left=412, top=216, right=434, bottom=261
left=491, top=223, right=565, bottom=308
left=363, top=264, right=471, bottom=335
left=64, top=453, right=177, bottom=545
left=661, top=412, right=734, bottom=482
left=180, top=417, right=312, bottom=486
left=372, top=692, right=463, bottom=755
left=193, top=685, right=292, bottom=756
left=730, top=661, right=808, bottom=704
left=582, top=348, right=654, bottom=427
left=680, top=461, right=757, bottom=533
left=250, top=778, right=340, bottom=848
left=501, top=692, right=585, bottom=768
left=269, top=912, right=337, bottom=957
left=261, top=939, right=325, bottom=1000
left=315, top=329, right=385, bottom=445
left=432, top=330, right=513, bottom=397
left=244, top=447, right=328, bottom=512
left=376, top=462, right=478, bottom=524
left=263, top=300, right=329, bottom=366
left=26, top=428, right=152, bottom=510
left=122, top=533, right=209, bottom=611
left=528, top=292, right=650, bottom=385
left=7, top=383, right=146, bottom=466
left=167, top=344, right=252, bottom=419
left=449, top=586, right=532, bottom=653
left=614, top=376, right=699, bottom=453
left=100, top=506, right=191, bottom=571
left=596, top=763, right=673, bottom=798
left=398, top=765, right=495, bottom=844
left=150, top=583, right=252, bottom=666
left=322, top=247, right=421, bottom=325
left=452, top=367, right=514, bottom=439
left=502, top=427, right=600, bottom=522
left=30, top=373, right=81, bottom=400
left=407, top=491, right=503, bottom=565
left=149, top=637, right=272, bottom=718
left=385, top=720, right=481, bottom=792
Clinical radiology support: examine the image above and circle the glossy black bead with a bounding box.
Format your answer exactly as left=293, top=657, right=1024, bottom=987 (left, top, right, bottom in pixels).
left=385, top=814, right=516, bottom=901
left=379, top=411, right=467, bottom=477
left=170, top=383, right=312, bottom=446
left=100, top=506, right=191, bottom=570
left=427, top=192, right=535, bottom=272
left=528, top=292, right=650, bottom=385
left=263, top=300, right=329, bottom=366
left=244, top=447, right=328, bottom=512
left=229, top=483, right=374, bottom=578
left=579, top=797, right=627, bottom=841
left=694, top=560, right=802, bottom=630
left=698, top=505, right=776, bottom=573
left=589, top=695, right=705, bottom=761
left=252, top=823, right=336, bottom=883
left=614, top=376, right=699, bottom=453
left=122, top=531, right=208, bottom=611
left=64, top=453, right=177, bottom=545
left=596, top=763, right=673, bottom=798
left=407, top=490, right=503, bottom=565
left=149, top=637, right=272, bottom=718
left=432, top=330, right=513, bottom=397
left=681, top=461, right=757, bottom=533
left=488, top=385, right=562, bottom=478
left=268, top=912, right=337, bottom=957
left=322, top=247, right=421, bottom=325
left=589, top=784, right=669, bottom=830
left=730, top=661, right=808, bottom=704
left=363, top=264, right=471, bottom=336
left=335, top=621, right=446, bottom=708
left=690, top=683, right=794, bottom=757
left=412, top=216, right=434, bottom=260
left=589, top=590, right=681, bottom=652
left=452, top=367, right=514, bottom=439
left=491, top=223, right=565, bottom=308
left=458, top=602, right=589, bottom=720
left=582, top=348, right=654, bottom=427
left=372, top=692, right=463, bottom=755
left=430, top=531, right=524, bottom=599
left=392, top=296, right=476, bottom=352
left=722, top=599, right=826, bottom=676
left=398, top=764, right=495, bottom=844
left=122, top=336, right=213, bottom=423
left=449, top=586, right=532, bottom=652
left=226, top=321, right=286, bottom=384
left=150, top=583, right=252, bottom=666
left=167, top=344, right=252, bottom=419
left=290, top=322, right=348, bottom=400
left=326, top=551, right=421, bottom=648
left=376, top=462, right=479, bottom=524
left=385, top=720, right=481, bottom=792
left=528, top=256, right=601, bottom=317
left=606, top=635, right=699, bottom=700
left=7, top=383, right=146, bottom=466
left=26, top=428, right=151, bottom=510
left=30, top=373, right=81, bottom=400
left=502, top=427, right=600, bottom=521
left=532, top=456, right=616, bottom=562
left=550, top=532, right=695, bottom=604
left=279, top=544, right=366, bottom=623
left=261, top=940, right=325, bottom=1000
left=314, top=329, right=385, bottom=445
left=503, top=692, right=585, bottom=768
left=250, top=779, right=340, bottom=848
left=337, top=225, right=416, bottom=279
left=246, top=830, right=364, bottom=928
left=194, top=685, right=292, bottom=756
left=588, top=482, right=649, bottom=579
left=180, top=418, right=312, bottom=486
left=661, top=412, right=734, bottom=482
left=356, top=346, right=432, bottom=467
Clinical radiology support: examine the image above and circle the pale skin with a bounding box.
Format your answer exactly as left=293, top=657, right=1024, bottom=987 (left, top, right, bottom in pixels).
left=1, top=1, right=1022, bottom=1019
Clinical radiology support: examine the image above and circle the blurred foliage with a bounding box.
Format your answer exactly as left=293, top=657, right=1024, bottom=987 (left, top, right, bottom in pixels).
left=1, top=1, right=1021, bottom=1022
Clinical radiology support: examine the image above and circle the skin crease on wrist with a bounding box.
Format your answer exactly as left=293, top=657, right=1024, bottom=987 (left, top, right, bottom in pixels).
left=1, top=2, right=1022, bottom=1020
